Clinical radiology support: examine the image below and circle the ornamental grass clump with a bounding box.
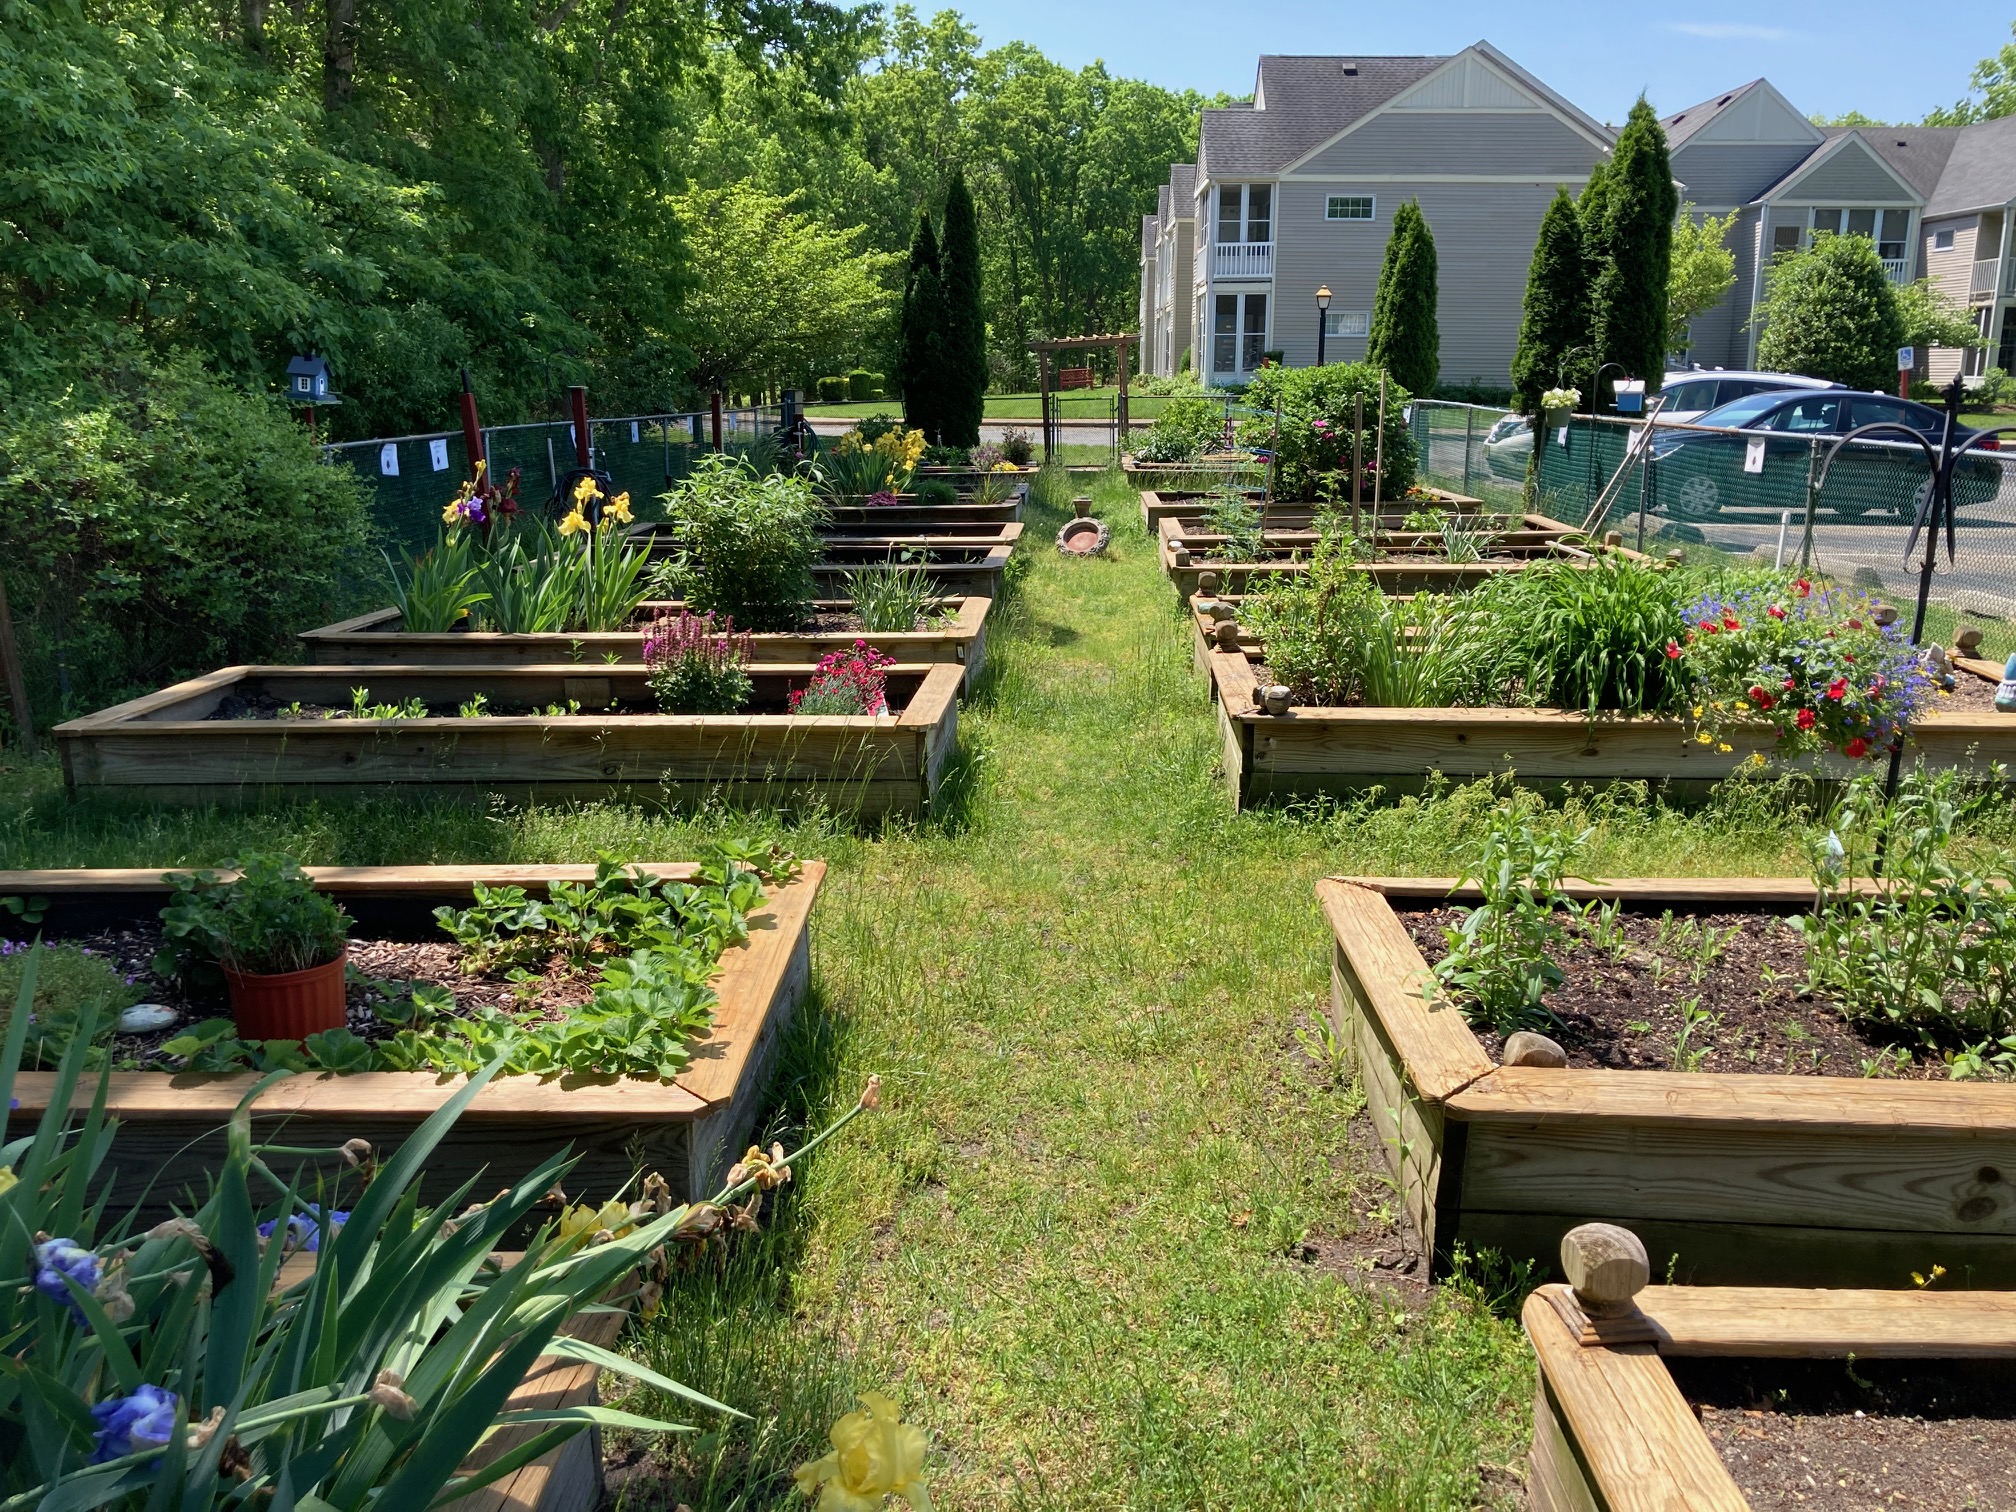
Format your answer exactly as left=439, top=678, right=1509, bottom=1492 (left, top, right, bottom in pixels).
left=1673, top=575, right=1931, bottom=760
left=791, top=642, right=894, bottom=715
left=1469, top=557, right=1689, bottom=718
left=643, top=610, right=754, bottom=714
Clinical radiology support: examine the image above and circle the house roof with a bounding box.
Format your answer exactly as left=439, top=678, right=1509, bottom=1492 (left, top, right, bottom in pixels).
left=1660, top=80, right=1768, bottom=148
left=1199, top=54, right=1447, bottom=177
left=1830, top=126, right=1960, bottom=201
left=1141, top=215, right=1157, bottom=257
left=1169, top=163, right=1197, bottom=213
left=1927, top=112, right=2016, bottom=215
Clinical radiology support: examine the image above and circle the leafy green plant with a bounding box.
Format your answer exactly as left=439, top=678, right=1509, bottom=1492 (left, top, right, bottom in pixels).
left=845, top=560, right=935, bottom=633
left=915, top=479, right=957, bottom=507
left=1200, top=489, right=1265, bottom=561
left=1132, top=394, right=1226, bottom=463
left=657, top=454, right=825, bottom=630
left=1236, top=362, right=1417, bottom=503
left=1791, top=771, right=2016, bottom=1051
left=970, top=471, right=1018, bottom=506
left=469, top=521, right=580, bottom=635
left=642, top=611, right=754, bottom=714
left=1471, top=558, right=1687, bottom=717
left=384, top=532, right=485, bottom=632
left=1437, top=515, right=1501, bottom=564
left=1433, top=808, right=1591, bottom=1034
left=0, top=942, right=140, bottom=1068
left=157, top=854, right=350, bottom=981
left=348, top=687, right=428, bottom=720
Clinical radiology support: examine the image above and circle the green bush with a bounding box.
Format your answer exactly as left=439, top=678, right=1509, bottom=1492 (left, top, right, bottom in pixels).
left=816, top=376, right=847, bottom=402
left=656, top=453, right=825, bottom=630
left=1238, top=362, right=1416, bottom=502
left=0, top=353, right=374, bottom=722
left=847, top=369, right=883, bottom=402
left=1133, top=394, right=1226, bottom=462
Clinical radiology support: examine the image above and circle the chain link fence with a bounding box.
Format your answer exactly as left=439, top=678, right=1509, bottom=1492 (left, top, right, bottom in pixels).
left=323, top=405, right=785, bottom=552
left=1410, top=399, right=2016, bottom=638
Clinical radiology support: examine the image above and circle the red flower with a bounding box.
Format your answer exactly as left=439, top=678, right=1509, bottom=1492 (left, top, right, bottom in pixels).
left=1843, top=654, right=1855, bottom=664
left=1664, top=640, right=1682, bottom=660
left=1767, top=605, right=1787, bottom=620
left=1748, top=686, right=1776, bottom=710
left=1722, top=612, right=1741, bottom=630
left=1795, top=579, right=1811, bottom=597
left=1796, top=708, right=1817, bottom=731
left=1844, top=737, right=1870, bottom=759
left=1847, top=618, right=1863, bottom=630
left=1782, top=677, right=1796, bottom=690
left=1825, top=678, right=1848, bottom=701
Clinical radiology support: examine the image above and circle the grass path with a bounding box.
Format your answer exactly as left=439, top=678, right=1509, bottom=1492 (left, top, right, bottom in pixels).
left=0, top=468, right=1855, bottom=1509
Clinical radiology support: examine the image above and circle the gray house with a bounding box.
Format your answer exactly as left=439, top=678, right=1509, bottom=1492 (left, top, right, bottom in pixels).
left=1664, top=80, right=2016, bottom=384
left=1145, top=165, right=1199, bottom=376
left=1140, top=43, right=1613, bottom=387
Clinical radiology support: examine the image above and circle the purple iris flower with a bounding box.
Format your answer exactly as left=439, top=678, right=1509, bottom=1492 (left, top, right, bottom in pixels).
left=257, top=1207, right=350, bottom=1252
left=34, top=1237, right=101, bottom=1320
left=91, top=1384, right=179, bottom=1464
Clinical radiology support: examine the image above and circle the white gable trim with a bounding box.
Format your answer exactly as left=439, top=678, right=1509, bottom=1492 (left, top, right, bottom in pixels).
left=1760, top=132, right=1923, bottom=207
left=1683, top=79, right=1824, bottom=148
left=1276, top=43, right=1612, bottom=176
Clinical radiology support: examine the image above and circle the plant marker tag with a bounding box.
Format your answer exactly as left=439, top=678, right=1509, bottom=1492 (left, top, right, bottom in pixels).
left=1743, top=436, right=1766, bottom=474
left=429, top=438, right=450, bottom=471
left=631, top=420, right=640, bottom=442
left=1556, top=421, right=1568, bottom=447
left=379, top=442, right=400, bottom=476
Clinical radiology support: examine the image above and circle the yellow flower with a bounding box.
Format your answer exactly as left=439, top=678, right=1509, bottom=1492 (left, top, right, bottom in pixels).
left=1695, top=731, right=1713, bottom=745
left=794, top=1393, right=931, bottom=1512
left=607, top=492, right=633, bottom=524
left=1717, top=742, right=1733, bottom=753
left=0, top=1166, right=15, bottom=1197
left=556, top=1198, right=634, bottom=1246
left=573, top=475, right=599, bottom=506
left=558, top=507, right=590, bottom=537
left=992, top=460, right=1018, bottom=472
left=1690, top=705, right=1704, bottom=719
left=443, top=499, right=463, bottom=525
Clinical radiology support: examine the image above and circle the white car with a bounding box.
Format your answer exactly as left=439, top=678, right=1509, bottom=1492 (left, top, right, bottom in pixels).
left=1480, top=369, right=1843, bottom=478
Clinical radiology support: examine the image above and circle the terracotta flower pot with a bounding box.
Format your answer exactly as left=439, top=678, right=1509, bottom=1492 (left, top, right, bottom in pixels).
left=223, top=950, right=349, bottom=1040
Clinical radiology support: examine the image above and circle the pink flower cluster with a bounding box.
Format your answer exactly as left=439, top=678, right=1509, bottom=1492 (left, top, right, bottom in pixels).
left=790, top=641, right=894, bottom=715
left=641, top=610, right=750, bottom=673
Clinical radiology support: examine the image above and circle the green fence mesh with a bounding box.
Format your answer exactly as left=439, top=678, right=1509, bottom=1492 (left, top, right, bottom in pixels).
left=324, top=407, right=785, bottom=553
left=1408, top=400, right=2016, bottom=627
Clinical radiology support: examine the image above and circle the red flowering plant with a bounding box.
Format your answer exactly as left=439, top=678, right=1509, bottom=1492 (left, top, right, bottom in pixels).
left=1670, top=575, right=1932, bottom=760
left=642, top=610, right=753, bottom=714
left=790, top=642, right=894, bottom=716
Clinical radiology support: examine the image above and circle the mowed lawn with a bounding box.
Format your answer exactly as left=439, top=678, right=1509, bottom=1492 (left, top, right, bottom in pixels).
left=0, top=468, right=1891, bottom=1510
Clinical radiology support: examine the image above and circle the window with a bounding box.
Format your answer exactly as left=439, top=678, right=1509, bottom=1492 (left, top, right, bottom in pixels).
left=1663, top=380, right=1718, bottom=413
left=1216, top=184, right=1273, bottom=245
left=1214, top=293, right=1269, bottom=372
left=1326, top=194, right=1375, bottom=221
left=1246, top=185, right=1271, bottom=243
left=1847, top=396, right=1922, bottom=433
left=1324, top=309, right=1370, bottom=338
left=1934, top=228, right=1956, bottom=252
left=1772, top=224, right=1803, bottom=255
left=1761, top=395, right=1844, bottom=433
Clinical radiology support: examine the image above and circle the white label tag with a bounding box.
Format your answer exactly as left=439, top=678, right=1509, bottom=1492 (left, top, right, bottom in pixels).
left=428, top=438, right=450, bottom=471
left=630, top=420, right=640, bottom=442
left=1743, top=436, right=1767, bottom=474
left=378, top=443, right=400, bottom=476
left=1556, top=421, right=1569, bottom=447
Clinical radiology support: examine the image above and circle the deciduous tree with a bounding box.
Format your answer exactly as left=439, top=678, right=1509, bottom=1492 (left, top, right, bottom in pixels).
left=1753, top=233, right=1908, bottom=392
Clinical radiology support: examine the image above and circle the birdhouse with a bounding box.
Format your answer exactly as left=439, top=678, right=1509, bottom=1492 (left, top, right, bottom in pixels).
left=286, top=353, right=332, bottom=402
left=1614, top=378, right=1646, bottom=415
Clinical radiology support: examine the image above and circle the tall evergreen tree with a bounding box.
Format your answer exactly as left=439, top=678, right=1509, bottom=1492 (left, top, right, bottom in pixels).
left=1577, top=159, right=1613, bottom=280
left=1511, top=187, right=1592, bottom=414
left=900, top=213, right=947, bottom=443
left=938, top=171, right=987, bottom=447
left=1367, top=199, right=1439, bottom=398
left=1590, top=99, right=1679, bottom=399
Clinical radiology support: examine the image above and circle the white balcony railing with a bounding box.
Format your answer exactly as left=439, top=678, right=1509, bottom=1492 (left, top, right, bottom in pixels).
left=1213, top=241, right=1274, bottom=280
left=1880, top=257, right=1911, bottom=284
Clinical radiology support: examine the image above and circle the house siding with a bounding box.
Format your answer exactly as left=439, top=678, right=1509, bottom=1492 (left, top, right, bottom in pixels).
left=1270, top=179, right=1568, bottom=385
left=1680, top=206, right=1758, bottom=370
left=1171, top=221, right=1196, bottom=369
left=1923, top=214, right=1981, bottom=383
left=1776, top=144, right=1913, bottom=204
left=1293, top=111, right=1599, bottom=178
left=1669, top=142, right=1814, bottom=209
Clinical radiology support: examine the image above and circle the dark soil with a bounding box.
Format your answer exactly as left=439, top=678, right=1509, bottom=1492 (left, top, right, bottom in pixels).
left=1668, top=1355, right=2016, bottom=1510
left=51, top=922, right=600, bottom=1067
left=1402, top=907, right=1949, bottom=1079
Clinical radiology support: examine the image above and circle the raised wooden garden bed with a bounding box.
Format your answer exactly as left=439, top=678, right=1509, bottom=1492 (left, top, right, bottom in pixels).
left=1320, top=876, right=2016, bottom=1287
left=627, top=520, right=1022, bottom=599
left=1138, top=483, right=1483, bottom=532
left=1, top=861, right=822, bottom=1214
left=1161, top=515, right=1624, bottom=598
left=1524, top=1222, right=2016, bottom=1511
left=302, top=596, right=991, bottom=687
left=1206, top=646, right=2013, bottom=803
left=56, top=663, right=962, bottom=816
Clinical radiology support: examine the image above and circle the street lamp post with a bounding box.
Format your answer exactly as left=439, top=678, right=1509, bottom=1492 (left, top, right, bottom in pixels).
left=1315, top=285, right=1332, bottom=367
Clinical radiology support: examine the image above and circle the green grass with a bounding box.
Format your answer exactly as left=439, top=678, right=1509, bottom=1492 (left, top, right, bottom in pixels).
left=4, top=467, right=1991, bottom=1508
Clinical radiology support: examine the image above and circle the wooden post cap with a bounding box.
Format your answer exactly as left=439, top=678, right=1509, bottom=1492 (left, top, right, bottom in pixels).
left=1665, top=549, right=1685, bottom=564
left=1261, top=684, right=1292, bottom=716
left=1873, top=602, right=1898, bottom=627
left=1214, top=620, right=1242, bottom=650
left=1602, top=531, right=1623, bottom=547
left=1502, top=1030, right=1568, bottom=1068
left=1198, top=571, right=1221, bottom=593
left=1560, top=1223, right=1650, bottom=1313
left=1171, top=546, right=1191, bottom=567
left=1208, top=601, right=1237, bottom=624
left=1957, top=626, right=1986, bottom=653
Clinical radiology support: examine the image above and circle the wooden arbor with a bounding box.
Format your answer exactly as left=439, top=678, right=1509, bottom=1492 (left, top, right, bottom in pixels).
left=1031, top=334, right=1136, bottom=458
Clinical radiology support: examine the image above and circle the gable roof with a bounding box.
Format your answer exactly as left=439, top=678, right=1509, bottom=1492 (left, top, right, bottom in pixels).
left=1661, top=78, right=1821, bottom=149
left=1199, top=54, right=1446, bottom=177
left=1170, top=162, right=1197, bottom=208
left=1838, top=126, right=1960, bottom=202
left=1928, top=112, right=2016, bottom=216
left=1756, top=130, right=1925, bottom=205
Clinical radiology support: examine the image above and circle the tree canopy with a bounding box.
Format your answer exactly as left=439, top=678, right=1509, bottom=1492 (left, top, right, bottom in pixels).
left=1925, top=22, right=2016, bottom=124
left=1753, top=233, right=1909, bottom=392
left=1367, top=200, right=1439, bottom=399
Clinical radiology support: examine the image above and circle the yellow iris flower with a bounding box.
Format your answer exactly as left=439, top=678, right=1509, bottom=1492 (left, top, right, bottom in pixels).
left=607, top=492, right=633, bottom=524
left=558, top=507, right=590, bottom=537
left=573, top=475, right=599, bottom=506
left=0, top=1166, right=15, bottom=1197
left=556, top=1198, right=633, bottom=1246
left=442, top=499, right=464, bottom=524
left=794, top=1394, right=931, bottom=1512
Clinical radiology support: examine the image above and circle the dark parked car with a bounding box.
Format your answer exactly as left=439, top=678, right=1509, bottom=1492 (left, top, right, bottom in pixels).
left=1647, top=390, right=2003, bottom=521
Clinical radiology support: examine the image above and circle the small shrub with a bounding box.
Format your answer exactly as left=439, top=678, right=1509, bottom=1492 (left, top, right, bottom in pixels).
left=1237, top=362, right=1417, bottom=503
left=1200, top=489, right=1264, bottom=560
left=657, top=454, right=825, bottom=630
left=643, top=610, right=754, bottom=713
left=157, top=854, right=351, bottom=983
left=847, top=369, right=882, bottom=402
left=999, top=427, right=1035, bottom=465
left=916, top=479, right=958, bottom=507
left=816, top=376, right=847, bottom=403
left=1133, top=394, right=1227, bottom=463
left=1434, top=807, right=1590, bottom=1035
left=791, top=642, right=894, bottom=715
left=851, top=413, right=903, bottom=445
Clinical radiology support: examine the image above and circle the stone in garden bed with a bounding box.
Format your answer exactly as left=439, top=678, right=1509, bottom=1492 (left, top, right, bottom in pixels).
left=1321, top=877, right=2016, bottom=1287
left=55, top=662, right=963, bottom=816
left=300, top=596, right=992, bottom=687
left=0, top=861, right=822, bottom=1214
left=1524, top=1220, right=2016, bottom=1511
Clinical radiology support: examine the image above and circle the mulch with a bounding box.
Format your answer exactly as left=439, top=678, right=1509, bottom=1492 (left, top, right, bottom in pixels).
left=1667, top=1355, right=2016, bottom=1510
left=1402, top=907, right=1953, bottom=1080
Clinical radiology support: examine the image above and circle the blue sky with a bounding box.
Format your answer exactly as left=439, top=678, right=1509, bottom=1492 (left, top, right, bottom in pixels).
left=941, top=2, right=2014, bottom=127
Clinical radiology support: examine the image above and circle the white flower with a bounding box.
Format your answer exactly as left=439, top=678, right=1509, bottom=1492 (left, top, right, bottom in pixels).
left=1541, top=387, right=1582, bottom=411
